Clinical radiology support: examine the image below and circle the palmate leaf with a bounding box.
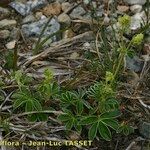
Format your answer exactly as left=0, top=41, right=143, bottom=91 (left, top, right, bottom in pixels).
left=58, top=114, right=71, bottom=122
left=25, top=101, right=33, bottom=112
left=88, top=122, right=98, bottom=140
left=98, top=122, right=111, bottom=141
left=32, top=99, right=42, bottom=111
left=13, top=98, right=26, bottom=110
left=100, top=110, right=121, bottom=119
left=61, top=91, right=74, bottom=103
left=79, top=116, right=98, bottom=125
left=76, top=101, right=83, bottom=114
left=66, top=119, right=74, bottom=130
left=101, top=119, right=119, bottom=131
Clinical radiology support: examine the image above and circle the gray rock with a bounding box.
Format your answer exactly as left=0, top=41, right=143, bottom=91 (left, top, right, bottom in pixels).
left=130, top=5, right=142, bottom=13
left=21, top=18, right=60, bottom=41
left=0, top=7, right=10, bottom=19
left=70, top=6, right=86, bottom=19
left=130, top=11, right=146, bottom=30
left=123, top=0, right=146, bottom=5
left=22, top=14, right=36, bottom=24
left=58, top=13, right=71, bottom=25
left=0, top=30, right=10, bottom=39
left=9, top=0, right=47, bottom=16
left=126, top=56, right=143, bottom=72
left=0, top=19, right=17, bottom=29
left=61, top=2, right=71, bottom=12
left=139, top=122, right=150, bottom=139
left=10, top=27, right=20, bottom=40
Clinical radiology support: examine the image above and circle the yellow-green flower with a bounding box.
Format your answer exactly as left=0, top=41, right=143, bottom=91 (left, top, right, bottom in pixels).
left=132, top=33, right=144, bottom=45
left=106, top=71, right=114, bottom=83
left=118, top=15, right=131, bottom=29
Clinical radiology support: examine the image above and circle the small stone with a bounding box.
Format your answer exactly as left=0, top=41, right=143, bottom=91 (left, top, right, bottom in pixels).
left=21, top=18, right=60, bottom=41
left=22, top=14, right=36, bottom=24
left=35, top=11, right=43, bottom=20
left=10, top=27, right=20, bottom=40
left=5, top=40, right=16, bottom=49
left=0, top=30, right=10, bottom=39
left=58, top=13, right=71, bottom=25
left=130, top=5, right=142, bottom=14
left=0, top=7, right=10, bottom=19
left=117, top=5, right=129, bottom=13
left=10, top=0, right=47, bottom=16
left=123, top=0, right=146, bottom=5
left=130, top=11, right=146, bottom=30
left=42, top=2, right=61, bottom=16
left=70, top=6, right=86, bottom=19
left=62, top=29, right=75, bottom=39
left=0, top=19, right=17, bottom=29
left=61, top=2, right=71, bottom=12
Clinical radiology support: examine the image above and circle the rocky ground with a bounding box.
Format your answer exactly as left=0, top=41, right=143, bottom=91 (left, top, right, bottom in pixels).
left=0, top=0, right=150, bottom=150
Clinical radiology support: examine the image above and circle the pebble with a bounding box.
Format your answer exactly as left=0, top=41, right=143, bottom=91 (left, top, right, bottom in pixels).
left=35, top=11, right=43, bottom=20
left=5, top=40, right=16, bottom=49
left=0, top=7, right=10, bottom=19
left=117, top=5, right=129, bottom=13
left=21, top=18, right=60, bottom=41
left=130, top=5, right=142, bottom=14
left=58, top=13, right=71, bottom=25
left=70, top=6, right=86, bottom=19
left=42, top=2, right=61, bottom=16
left=10, top=27, right=20, bottom=40
left=123, top=0, right=146, bottom=5
left=61, top=2, right=71, bottom=12
left=0, top=19, right=17, bottom=29
left=22, top=14, right=36, bottom=24
left=10, top=0, right=47, bottom=16
left=130, top=11, right=146, bottom=30
left=0, top=30, right=10, bottom=39
left=126, top=56, right=143, bottom=72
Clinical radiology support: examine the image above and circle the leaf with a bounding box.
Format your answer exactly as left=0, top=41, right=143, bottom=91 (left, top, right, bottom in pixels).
left=25, top=101, right=33, bottom=112
left=98, top=122, right=112, bottom=141
left=37, top=113, right=48, bottom=121
left=13, top=98, right=26, bottom=110
left=32, top=99, right=42, bottom=111
left=76, top=101, right=83, bottom=114
left=66, top=120, right=74, bottom=130
left=88, top=122, right=98, bottom=140
left=58, top=114, right=70, bottom=121
left=100, top=110, right=121, bottom=119
left=102, top=119, right=119, bottom=130
left=79, top=116, right=98, bottom=125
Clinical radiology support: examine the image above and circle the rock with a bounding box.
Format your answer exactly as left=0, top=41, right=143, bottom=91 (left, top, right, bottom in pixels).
left=10, top=27, right=20, bottom=40
left=21, top=18, right=60, bottom=41
left=0, top=7, right=10, bottom=19
left=35, top=11, right=43, bottom=20
left=58, top=13, right=71, bottom=25
left=117, top=5, right=129, bottom=13
left=9, top=0, right=47, bottom=16
left=5, top=40, right=16, bottom=49
left=126, top=56, right=143, bottom=72
left=139, top=122, right=150, bottom=139
left=130, top=5, right=142, bottom=14
left=22, top=14, right=36, bottom=24
left=130, top=11, right=146, bottom=30
left=42, top=2, right=61, bottom=16
left=0, top=30, right=10, bottom=39
left=61, top=2, right=71, bottom=12
left=0, top=19, right=17, bottom=29
left=83, top=0, right=90, bottom=5
left=123, top=0, right=146, bottom=5
left=62, top=29, right=75, bottom=39
left=70, top=6, right=86, bottom=19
